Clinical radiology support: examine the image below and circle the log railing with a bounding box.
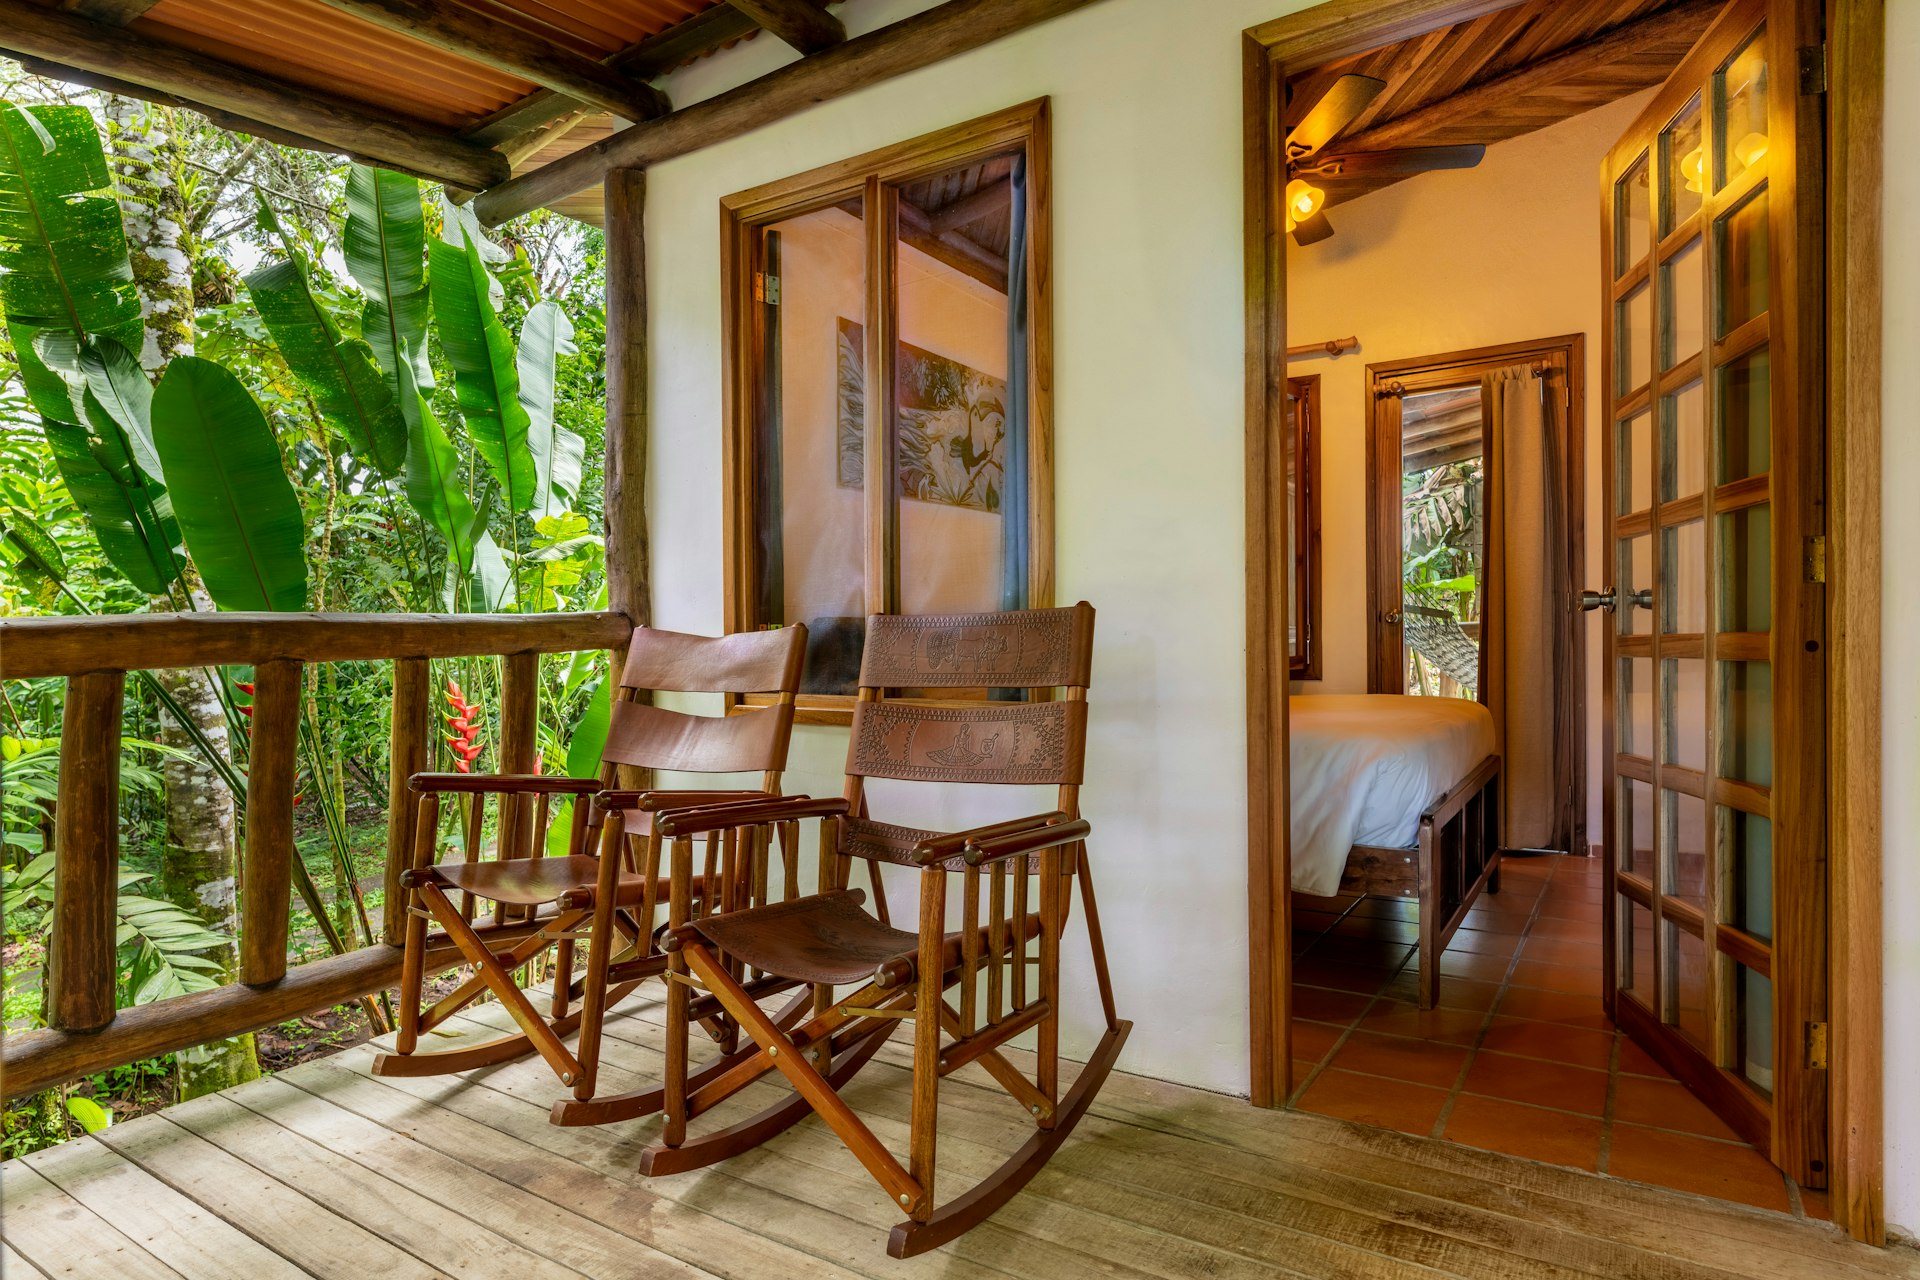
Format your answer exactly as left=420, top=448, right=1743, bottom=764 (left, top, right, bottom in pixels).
left=0, top=610, right=632, bottom=1099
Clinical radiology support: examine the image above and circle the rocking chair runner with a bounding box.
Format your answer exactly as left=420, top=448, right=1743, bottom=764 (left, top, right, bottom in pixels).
left=371, top=625, right=807, bottom=1128
left=637, top=603, right=1131, bottom=1258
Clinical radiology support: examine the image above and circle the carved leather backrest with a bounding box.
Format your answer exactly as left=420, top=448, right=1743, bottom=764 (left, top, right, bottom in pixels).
left=621, top=625, right=807, bottom=695
left=857, top=603, right=1094, bottom=691
left=604, top=625, right=805, bottom=775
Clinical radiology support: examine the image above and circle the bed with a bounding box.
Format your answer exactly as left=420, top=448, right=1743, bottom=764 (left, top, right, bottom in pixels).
left=1290, top=695, right=1503, bottom=1009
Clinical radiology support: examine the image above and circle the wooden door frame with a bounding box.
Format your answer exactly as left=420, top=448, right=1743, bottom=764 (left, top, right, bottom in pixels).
left=1240, top=0, right=1886, bottom=1243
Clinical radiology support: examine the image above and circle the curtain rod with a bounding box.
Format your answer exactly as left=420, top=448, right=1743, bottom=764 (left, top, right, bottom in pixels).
left=1286, top=336, right=1358, bottom=359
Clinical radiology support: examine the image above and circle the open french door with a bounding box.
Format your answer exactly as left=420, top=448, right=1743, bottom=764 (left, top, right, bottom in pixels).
left=1594, top=0, right=1826, bottom=1184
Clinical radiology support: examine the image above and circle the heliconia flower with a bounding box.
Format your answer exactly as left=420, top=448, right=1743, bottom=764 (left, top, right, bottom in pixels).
left=454, top=759, right=472, bottom=774
left=292, top=792, right=304, bottom=807
left=238, top=705, right=253, bottom=718
left=446, top=678, right=464, bottom=701
left=234, top=681, right=255, bottom=695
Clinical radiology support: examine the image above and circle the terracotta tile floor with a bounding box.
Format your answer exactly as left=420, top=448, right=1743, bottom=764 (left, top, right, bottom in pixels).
left=1287, top=852, right=1830, bottom=1221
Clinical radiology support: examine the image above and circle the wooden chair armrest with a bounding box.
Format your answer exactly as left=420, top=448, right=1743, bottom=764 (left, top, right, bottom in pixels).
left=655, top=795, right=850, bottom=838
left=409, top=773, right=601, bottom=795
left=908, top=812, right=1071, bottom=866
left=594, top=788, right=771, bottom=813
left=965, top=818, right=1092, bottom=866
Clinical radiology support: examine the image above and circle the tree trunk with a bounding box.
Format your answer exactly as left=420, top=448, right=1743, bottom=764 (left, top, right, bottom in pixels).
left=106, top=96, right=262, bottom=1098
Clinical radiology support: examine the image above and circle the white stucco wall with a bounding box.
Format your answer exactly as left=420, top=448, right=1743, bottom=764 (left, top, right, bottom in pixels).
left=640, top=0, right=1920, bottom=1226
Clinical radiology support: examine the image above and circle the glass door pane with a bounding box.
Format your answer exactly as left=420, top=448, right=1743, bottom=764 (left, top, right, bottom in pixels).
left=1399, top=386, right=1483, bottom=699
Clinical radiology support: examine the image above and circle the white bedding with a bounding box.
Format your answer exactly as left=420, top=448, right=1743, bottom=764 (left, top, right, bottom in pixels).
left=1288, top=695, right=1496, bottom=897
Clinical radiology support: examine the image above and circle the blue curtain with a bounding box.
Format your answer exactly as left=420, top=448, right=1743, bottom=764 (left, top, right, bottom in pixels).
left=999, top=154, right=1030, bottom=614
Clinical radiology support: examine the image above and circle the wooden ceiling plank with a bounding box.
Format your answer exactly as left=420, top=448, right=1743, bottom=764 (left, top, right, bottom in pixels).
left=0, top=0, right=509, bottom=190
left=309, top=0, right=668, bottom=123
left=474, top=0, right=1099, bottom=227
left=1329, top=0, right=1723, bottom=155
left=60, top=0, right=162, bottom=23
left=928, top=173, right=1010, bottom=234
left=730, top=0, right=847, bottom=55
left=898, top=196, right=1008, bottom=292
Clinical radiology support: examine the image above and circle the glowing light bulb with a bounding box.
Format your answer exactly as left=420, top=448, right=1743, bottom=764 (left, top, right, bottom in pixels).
left=1733, top=131, right=1769, bottom=170
left=1285, top=178, right=1324, bottom=222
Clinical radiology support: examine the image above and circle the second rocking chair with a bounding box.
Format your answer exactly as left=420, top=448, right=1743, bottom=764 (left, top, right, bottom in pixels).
left=639, top=603, right=1131, bottom=1257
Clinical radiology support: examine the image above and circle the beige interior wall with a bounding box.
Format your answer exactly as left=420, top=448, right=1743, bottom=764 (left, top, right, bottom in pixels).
left=1285, top=88, right=1655, bottom=844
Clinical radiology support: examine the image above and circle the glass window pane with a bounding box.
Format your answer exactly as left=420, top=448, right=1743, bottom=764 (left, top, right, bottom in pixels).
left=1664, top=657, right=1707, bottom=771
left=1616, top=151, right=1651, bottom=272
left=1661, top=521, right=1706, bottom=634
left=1717, top=191, right=1771, bottom=336
left=1671, top=923, right=1709, bottom=1049
left=1399, top=387, right=1485, bottom=701
left=761, top=201, right=868, bottom=692
left=1661, top=239, right=1704, bottom=369
left=1621, top=535, right=1653, bottom=636
left=1662, top=94, right=1705, bottom=232
left=1717, top=347, right=1771, bottom=482
left=1619, top=410, right=1653, bottom=514
left=1659, top=380, right=1704, bottom=502
left=1716, top=27, right=1770, bottom=191
left=1720, top=660, right=1773, bottom=786
left=1624, top=897, right=1655, bottom=1002
left=1622, top=777, right=1654, bottom=877
left=1723, top=807, right=1773, bottom=940
left=1718, top=504, right=1771, bottom=632
left=1622, top=657, right=1654, bottom=759
left=1666, top=790, right=1707, bottom=910
left=1618, top=282, right=1652, bottom=395
left=1737, top=963, right=1774, bottom=1095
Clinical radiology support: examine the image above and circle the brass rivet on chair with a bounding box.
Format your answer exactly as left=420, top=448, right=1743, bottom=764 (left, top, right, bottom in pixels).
left=768, top=1045, right=778, bottom=1057
left=899, top=1193, right=911, bottom=1205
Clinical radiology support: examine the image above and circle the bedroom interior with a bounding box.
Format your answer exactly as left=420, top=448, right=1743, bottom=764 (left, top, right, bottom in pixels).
left=1271, top=0, right=1831, bottom=1218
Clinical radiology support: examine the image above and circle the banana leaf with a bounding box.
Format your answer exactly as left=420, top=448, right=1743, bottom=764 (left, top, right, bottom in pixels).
left=343, top=166, right=430, bottom=392
left=76, top=334, right=162, bottom=478
left=150, top=357, right=308, bottom=611
left=40, top=400, right=180, bottom=597
left=0, top=103, right=143, bottom=363
left=516, top=299, right=583, bottom=517
left=246, top=254, right=408, bottom=475
left=401, top=382, right=478, bottom=574
left=430, top=223, right=536, bottom=512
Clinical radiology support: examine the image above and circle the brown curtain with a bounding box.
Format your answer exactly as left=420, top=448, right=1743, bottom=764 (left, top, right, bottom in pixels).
left=1481, top=363, right=1574, bottom=851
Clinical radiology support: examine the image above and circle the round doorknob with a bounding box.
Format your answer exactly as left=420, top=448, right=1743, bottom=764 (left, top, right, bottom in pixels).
left=1578, top=589, right=1616, bottom=613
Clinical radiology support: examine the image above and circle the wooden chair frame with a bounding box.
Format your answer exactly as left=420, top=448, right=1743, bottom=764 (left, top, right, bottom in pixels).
left=371, top=626, right=806, bottom=1127
left=636, top=605, right=1131, bottom=1257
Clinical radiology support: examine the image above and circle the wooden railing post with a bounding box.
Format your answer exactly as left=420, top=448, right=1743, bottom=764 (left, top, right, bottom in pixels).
left=49, top=671, right=123, bottom=1032
left=384, top=657, right=431, bottom=946
left=499, top=650, right=539, bottom=860
left=241, top=660, right=302, bottom=987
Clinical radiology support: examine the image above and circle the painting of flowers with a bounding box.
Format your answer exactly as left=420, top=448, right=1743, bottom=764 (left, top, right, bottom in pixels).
left=836, top=317, right=1006, bottom=512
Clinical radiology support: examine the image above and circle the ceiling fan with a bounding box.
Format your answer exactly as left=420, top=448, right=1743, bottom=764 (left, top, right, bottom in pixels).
left=1284, top=73, right=1487, bottom=245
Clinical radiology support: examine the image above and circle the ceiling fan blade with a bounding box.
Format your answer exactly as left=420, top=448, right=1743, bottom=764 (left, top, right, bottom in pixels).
left=1286, top=74, right=1387, bottom=159
left=1291, top=210, right=1335, bottom=246
left=1306, top=144, right=1488, bottom=177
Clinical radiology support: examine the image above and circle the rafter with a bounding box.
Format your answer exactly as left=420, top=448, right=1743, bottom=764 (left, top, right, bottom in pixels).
left=310, top=0, right=668, bottom=123
left=474, top=0, right=1099, bottom=226
left=1331, top=0, right=1723, bottom=154
left=0, top=0, right=508, bottom=190
left=898, top=198, right=1007, bottom=293
left=60, top=0, right=161, bottom=23
left=730, top=0, right=847, bottom=55
left=929, top=175, right=1010, bottom=235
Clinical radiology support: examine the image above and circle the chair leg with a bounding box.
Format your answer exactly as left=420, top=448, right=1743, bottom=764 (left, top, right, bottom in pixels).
left=394, top=881, right=429, bottom=1056
left=421, top=884, right=581, bottom=1083
left=551, top=936, right=575, bottom=1019
left=570, top=884, right=621, bottom=1102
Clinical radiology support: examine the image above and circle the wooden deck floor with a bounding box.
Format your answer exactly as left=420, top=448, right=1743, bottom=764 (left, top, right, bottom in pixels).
left=4, top=996, right=1913, bottom=1280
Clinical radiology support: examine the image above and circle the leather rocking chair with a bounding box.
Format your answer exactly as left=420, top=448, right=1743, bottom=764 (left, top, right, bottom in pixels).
left=371, top=624, right=807, bottom=1128
left=637, top=604, right=1131, bottom=1258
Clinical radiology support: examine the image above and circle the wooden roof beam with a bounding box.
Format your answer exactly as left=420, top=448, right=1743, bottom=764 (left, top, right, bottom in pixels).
left=0, top=0, right=509, bottom=190
left=311, top=0, right=669, bottom=124
left=897, top=197, right=1007, bottom=293
left=61, top=0, right=162, bottom=22
left=731, top=0, right=846, bottom=55
left=1332, top=0, right=1723, bottom=154
left=474, top=0, right=1100, bottom=226
left=929, top=174, right=1010, bottom=234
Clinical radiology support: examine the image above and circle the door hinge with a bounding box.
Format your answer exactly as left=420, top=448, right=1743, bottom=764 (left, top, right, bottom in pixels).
left=1798, top=43, right=1828, bottom=95
left=1806, top=1020, right=1830, bottom=1070
left=1805, top=534, right=1827, bottom=583
left=754, top=272, right=781, bottom=305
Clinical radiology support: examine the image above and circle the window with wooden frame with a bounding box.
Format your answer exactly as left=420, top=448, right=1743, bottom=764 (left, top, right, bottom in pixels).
left=1286, top=374, right=1322, bottom=679
left=720, top=101, right=1053, bottom=723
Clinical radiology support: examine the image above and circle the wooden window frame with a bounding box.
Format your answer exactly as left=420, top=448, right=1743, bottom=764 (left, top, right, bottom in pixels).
left=1242, top=0, right=1884, bottom=1244
left=719, top=99, right=1054, bottom=725
left=1287, top=373, right=1323, bottom=680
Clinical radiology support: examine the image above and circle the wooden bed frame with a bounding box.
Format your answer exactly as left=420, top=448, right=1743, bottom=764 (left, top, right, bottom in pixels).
left=1337, top=753, right=1503, bottom=1010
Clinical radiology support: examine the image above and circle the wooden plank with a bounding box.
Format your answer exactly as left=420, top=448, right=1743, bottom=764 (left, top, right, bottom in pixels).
left=384, top=657, right=431, bottom=946
left=0, top=610, right=630, bottom=679
left=0, top=1240, right=49, bottom=1279
left=22, top=1136, right=307, bottom=1280
left=49, top=670, right=123, bottom=1032
left=162, top=1090, right=583, bottom=1280
left=241, top=659, right=301, bottom=986
left=0, top=0, right=508, bottom=190
left=95, top=1115, right=446, bottom=1280
left=473, top=0, right=1102, bottom=224
left=732, top=0, right=847, bottom=54
left=929, top=174, right=1011, bottom=234
left=0, top=1161, right=184, bottom=1279
left=311, top=0, right=668, bottom=121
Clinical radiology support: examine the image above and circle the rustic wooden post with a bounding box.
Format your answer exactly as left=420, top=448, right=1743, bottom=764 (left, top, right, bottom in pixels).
left=498, top=650, right=540, bottom=861
left=241, top=659, right=302, bottom=986
left=605, top=166, right=651, bottom=789
left=384, top=656, right=431, bottom=945
left=49, top=671, right=124, bottom=1032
